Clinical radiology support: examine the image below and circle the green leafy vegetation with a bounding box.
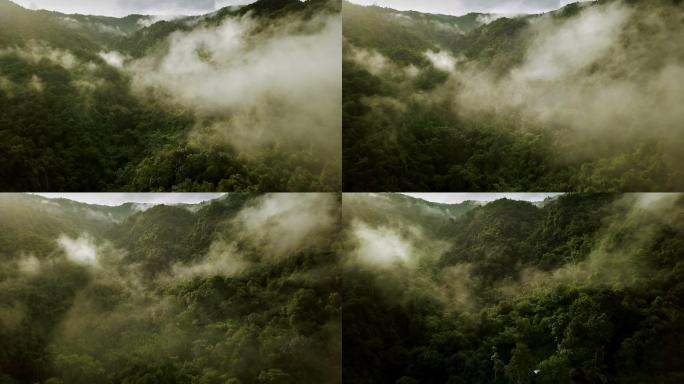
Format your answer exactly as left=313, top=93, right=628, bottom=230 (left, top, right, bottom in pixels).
left=342, top=193, right=684, bottom=383
left=0, top=193, right=341, bottom=384
left=0, top=0, right=341, bottom=192
left=2, top=192, right=682, bottom=383
left=343, top=0, right=684, bottom=191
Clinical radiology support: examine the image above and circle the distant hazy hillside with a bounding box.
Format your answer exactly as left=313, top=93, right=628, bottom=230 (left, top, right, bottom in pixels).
left=345, top=193, right=478, bottom=224
left=343, top=2, right=490, bottom=65
left=120, top=0, right=339, bottom=57
left=0, top=0, right=336, bottom=57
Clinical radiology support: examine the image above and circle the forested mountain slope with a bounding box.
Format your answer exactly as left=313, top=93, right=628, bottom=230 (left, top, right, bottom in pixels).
left=0, top=0, right=341, bottom=192
left=0, top=193, right=341, bottom=384
left=343, top=193, right=684, bottom=383
left=343, top=0, right=684, bottom=191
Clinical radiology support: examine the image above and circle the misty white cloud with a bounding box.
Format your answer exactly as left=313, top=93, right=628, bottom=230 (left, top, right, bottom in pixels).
left=436, top=264, right=478, bottom=310
left=171, top=240, right=249, bottom=278
left=345, top=193, right=683, bottom=312
left=233, top=193, right=338, bottom=257
left=475, top=13, right=506, bottom=25
left=58, top=234, right=99, bottom=266
left=633, top=193, right=680, bottom=209
left=425, top=49, right=458, bottom=72
left=135, top=15, right=184, bottom=27
left=0, top=42, right=113, bottom=94
left=452, top=2, right=684, bottom=147
left=347, top=45, right=419, bottom=80
left=98, top=51, right=128, bottom=68
left=128, top=12, right=341, bottom=154
left=348, top=46, right=392, bottom=75
left=344, top=212, right=476, bottom=310
left=349, top=221, right=413, bottom=266
left=513, top=3, right=629, bottom=82
left=0, top=40, right=79, bottom=69
left=344, top=194, right=452, bottom=269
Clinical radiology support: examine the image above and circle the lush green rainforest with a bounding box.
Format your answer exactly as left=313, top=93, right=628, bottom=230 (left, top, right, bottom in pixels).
left=343, top=0, right=684, bottom=191
left=343, top=193, right=684, bottom=383
left=0, top=0, right=341, bottom=192
left=0, top=194, right=341, bottom=384
left=1, top=192, right=682, bottom=383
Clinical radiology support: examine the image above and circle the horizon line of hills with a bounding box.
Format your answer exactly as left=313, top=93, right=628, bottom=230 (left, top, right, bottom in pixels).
left=0, top=0, right=337, bottom=55
left=23, top=192, right=556, bottom=210
left=0, top=0, right=565, bottom=56
left=4, top=0, right=560, bottom=19
left=1, top=0, right=594, bottom=38
left=4, top=191, right=677, bottom=269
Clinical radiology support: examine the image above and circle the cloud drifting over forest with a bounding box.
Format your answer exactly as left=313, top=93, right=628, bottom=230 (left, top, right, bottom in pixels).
left=119, top=10, right=341, bottom=155
left=162, top=193, right=339, bottom=279
left=452, top=2, right=684, bottom=147
left=343, top=193, right=683, bottom=312
left=348, top=0, right=684, bottom=168
left=232, top=193, right=340, bottom=258
left=0, top=40, right=79, bottom=69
